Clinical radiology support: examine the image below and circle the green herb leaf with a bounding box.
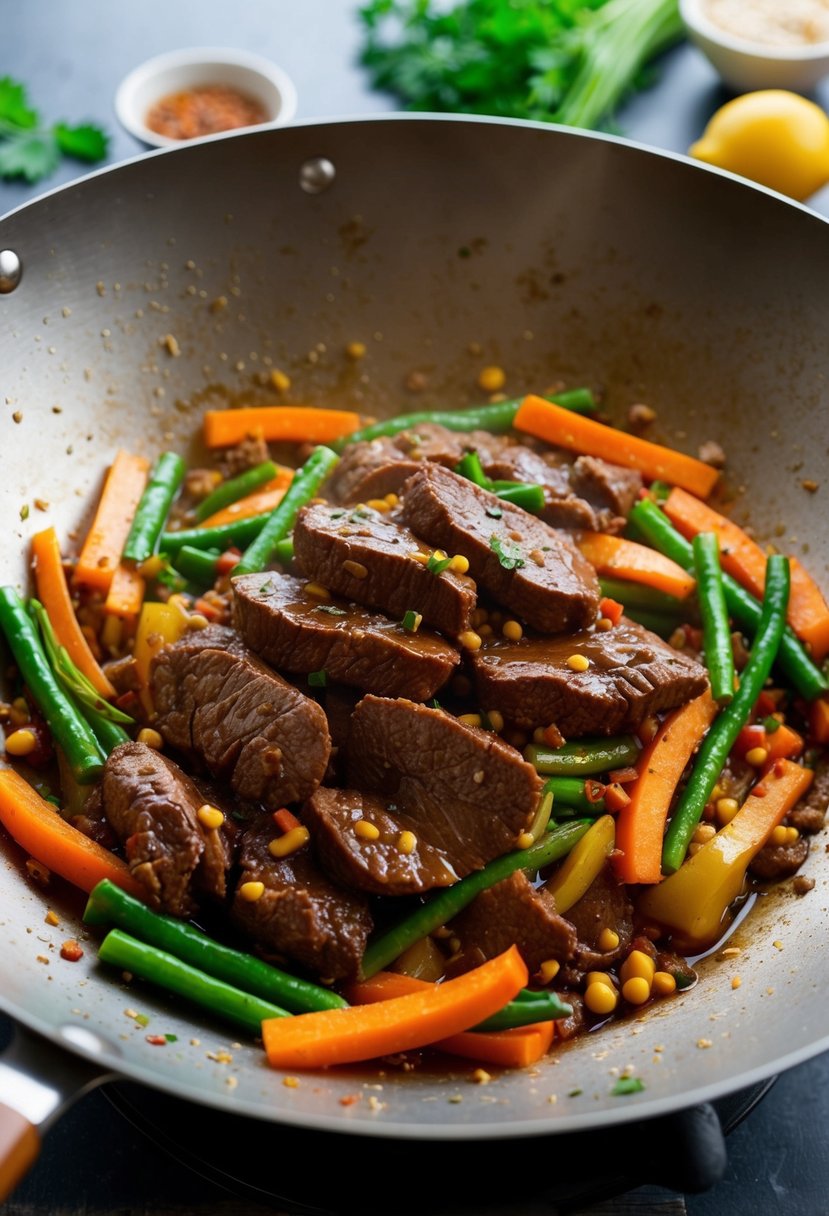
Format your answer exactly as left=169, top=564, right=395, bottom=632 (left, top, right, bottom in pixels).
left=54, top=122, right=109, bottom=162
left=315, top=604, right=347, bottom=616
left=489, top=534, right=525, bottom=570
left=0, top=77, right=39, bottom=129
left=0, top=77, right=108, bottom=183
left=611, top=1076, right=645, bottom=1096
left=164, top=1033, right=178, bottom=1043
left=0, top=132, right=60, bottom=183
left=308, top=669, right=328, bottom=688
left=426, top=551, right=453, bottom=575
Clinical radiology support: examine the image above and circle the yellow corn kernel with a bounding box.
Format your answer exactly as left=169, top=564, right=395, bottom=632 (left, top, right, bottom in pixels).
left=304, top=582, right=330, bottom=600
left=622, top=976, right=652, bottom=1006
left=731, top=975, right=742, bottom=990
left=620, top=950, right=656, bottom=985
left=197, top=804, right=225, bottom=830
left=771, top=825, right=788, bottom=846
left=346, top=341, right=366, bottom=360
left=502, top=619, right=523, bottom=642
left=458, top=630, right=483, bottom=652
left=4, top=728, right=36, bottom=757
left=355, top=820, right=380, bottom=841
left=471, top=607, right=489, bottom=627
left=458, top=713, right=483, bottom=728
left=478, top=624, right=494, bottom=639
left=268, top=826, right=310, bottom=858
left=692, top=823, right=717, bottom=844
left=478, top=366, right=506, bottom=393
left=745, top=746, right=769, bottom=767
left=566, top=654, right=590, bottom=672
left=449, top=554, right=470, bottom=575
left=384, top=492, right=399, bottom=508
left=786, top=825, right=800, bottom=844
left=517, top=832, right=534, bottom=850
left=716, top=796, right=740, bottom=826
left=343, top=559, right=368, bottom=579
left=186, top=613, right=210, bottom=631
left=366, top=497, right=391, bottom=513
left=271, top=369, right=291, bottom=392
left=137, top=728, right=164, bottom=750
left=598, top=928, right=620, bottom=952
left=487, top=710, right=505, bottom=733
left=538, top=959, right=560, bottom=984
left=585, top=981, right=618, bottom=1015
left=238, top=881, right=265, bottom=903
left=410, top=550, right=430, bottom=565
left=137, top=555, right=165, bottom=579
left=9, top=699, right=30, bottom=729
left=586, top=971, right=615, bottom=989
left=652, top=971, right=677, bottom=996
left=398, top=830, right=417, bottom=855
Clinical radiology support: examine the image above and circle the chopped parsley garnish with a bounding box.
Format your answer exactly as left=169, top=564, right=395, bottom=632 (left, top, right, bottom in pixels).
left=315, top=604, right=347, bottom=616
left=426, top=551, right=453, bottom=575
left=428, top=698, right=441, bottom=710
left=0, top=77, right=108, bottom=183
left=330, top=509, right=346, bottom=519
left=567, top=1088, right=583, bottom=1098
left=611, top=1076, right=645, bottom=1096
left=164, top=1033, right=178, bottom=1043
left=674, top=971, right=695, bottom=990
left=489, top=535, right=525, bottom=570
left=308, top=670, right=328, bottom=688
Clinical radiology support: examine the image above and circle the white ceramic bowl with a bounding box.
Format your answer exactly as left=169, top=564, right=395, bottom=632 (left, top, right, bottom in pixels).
left=115, top=47, right=298, bottom=148
left=680, top=0, right=829, bottom=92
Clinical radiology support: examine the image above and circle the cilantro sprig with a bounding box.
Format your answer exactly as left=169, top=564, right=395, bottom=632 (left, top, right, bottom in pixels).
left=0, top=77, right=108, bottom=183
left=490, top=535, right=525, bottom=571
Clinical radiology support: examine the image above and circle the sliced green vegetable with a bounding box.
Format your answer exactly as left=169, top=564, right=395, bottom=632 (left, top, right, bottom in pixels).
left=473, top=989, right=571, bottom=1032
left=693, top=531, right=734, bottom=705
left=161, top=511, right=273, bottom=555
left=194, top=460, right=278, bottom=523
left=123, top=452, right=186, bottom=563
left=526, top=735, right=639, bottom=777
left=490, top=535, right=525, bottom=570
left=542, top=776, right=607, bottom=814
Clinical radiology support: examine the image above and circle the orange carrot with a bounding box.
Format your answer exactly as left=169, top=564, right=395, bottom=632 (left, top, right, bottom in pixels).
left=262, top=946, right=528, bottom=1069
left=766, top=723, right=805, bottom=763
left=0, top=767, right=145, bottom=899
left=515, top=395, right=720, bottom=498
left=104, top=564, right=145, bottom=621
left=203, top=407, right=361, bottom=448
left=345, top=972, right=553, bottom=1068
left=810, top=698, right=829, bottom=745
left=73, top=451, right=150, bottom=593
left=31, top=527, right=115, bottom=700
left=273, top=808, right=302, bottom=834
left=576, top=531, right=695, bottom=599
left=614, top=690, right=718, bottom=884
left=599, top=596, right=624, bottom=626
left=663, top=487, right=829, bottom=661
left=198, top=472, right=293, bottom=529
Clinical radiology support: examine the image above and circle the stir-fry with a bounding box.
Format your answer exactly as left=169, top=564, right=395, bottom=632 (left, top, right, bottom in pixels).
left=1, top=383, right=828, bottom=1073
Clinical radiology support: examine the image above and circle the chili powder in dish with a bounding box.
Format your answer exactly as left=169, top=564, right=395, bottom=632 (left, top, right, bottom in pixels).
left=145, top=85, right=268, bottom=140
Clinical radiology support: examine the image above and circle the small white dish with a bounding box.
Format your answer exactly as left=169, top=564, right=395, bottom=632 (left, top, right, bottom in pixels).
left=680, top=0, right=829, bottom=92
left=115, top=47, right=298, bottom=148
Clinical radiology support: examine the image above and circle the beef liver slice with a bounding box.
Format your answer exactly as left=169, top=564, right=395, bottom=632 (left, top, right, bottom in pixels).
left=101, top=741, right=231, bottom=916
left=230, top=816, right=372, bottom=982
left=347, top=695, right=541, bottom=875
left=447, top=870, right=577, bottom=975
left=470, top=616, right=709, bottom=735
left=151, top=631, right=331, bottom=808
left=401, top=464, right=600, bottom=632
left=304, top=786, right=459, bottom=896
left=233, top=572, right=459, bottom=701
left=292, top=501, right=475, bottom=636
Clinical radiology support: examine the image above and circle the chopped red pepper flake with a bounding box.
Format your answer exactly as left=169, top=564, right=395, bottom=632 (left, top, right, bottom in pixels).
left=216, top=548, right=242, bottom=575
left=584, top=779, right=606, bottom=804
left=146, top=1034, right=168, bottom=1046
left=60, top=939, right=84, bottom=962
left=599, top=597, right=624, bottom=627
left=339, top=1093, right=360, bottom=1106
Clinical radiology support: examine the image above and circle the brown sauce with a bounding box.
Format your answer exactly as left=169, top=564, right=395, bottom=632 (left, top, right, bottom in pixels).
left=146, top=85, right=268, bottom=140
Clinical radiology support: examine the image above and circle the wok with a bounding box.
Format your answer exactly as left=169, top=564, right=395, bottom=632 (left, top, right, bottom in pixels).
left=1, top=114, right=828, bottom=1196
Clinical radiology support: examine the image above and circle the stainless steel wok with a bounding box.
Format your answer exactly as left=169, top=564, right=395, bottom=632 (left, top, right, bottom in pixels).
left=1, top=115, right=828, bottom=1196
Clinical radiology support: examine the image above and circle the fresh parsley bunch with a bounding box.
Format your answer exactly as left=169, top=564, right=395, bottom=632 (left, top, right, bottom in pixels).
left=0, top=77, right=108, bottom=183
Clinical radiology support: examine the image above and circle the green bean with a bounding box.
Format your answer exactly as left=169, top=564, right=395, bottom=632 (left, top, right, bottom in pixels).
left=360, top=820, right=590, bottom=978
left=172, top=545, right=221, bottom=587
left=85, top=880, right=346, bottom=1013
left=161, top=511, right=272, bottom=555
left=693, top=532, right=734, bottom=705
left=455, top=450, right=489, bottom=488
left=662, top=554, right=791, bottom=875
left=628, top=499, right=828, bottom=702
left=598, top=575, right=688, bottom=616
left=79, top=701, right=130, bottom=754
left=98, top=930, right=289, bottom=1034
left=0, top=587, right=105, bottom=783
left=473, top=990, right=572, bottom=1032
left=525, top=735, right=640, bottom=778
left=234, top=446, right=339, bottom=577
left=542, top=776, right=607, bottom=814
left=194, top=460, right=278, bottom=523
left=272, top=537, right=295, bottom=566
left=123, top=452, right=186, bottom=563
left=619, top=606, right=682, bottom=639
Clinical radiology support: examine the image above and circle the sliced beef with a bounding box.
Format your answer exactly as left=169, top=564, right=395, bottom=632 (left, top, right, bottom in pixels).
left=749, top=833, right=809, bottom=881
left=304, top=786, right=458, bottom=896
left=292, top=502, right=475, bottom=637
left=72, top=786, right=117, bottom=851
left=102, top=655, right=140, bottom=696
left=560, top=864, right=634, bottom=973
left=347, top=694, right=541, bottom=875
left=233, top=572, right=459, bottom=701
left=789, top=756, right=829, bottom=834
left=446, top=871, right=577, bottom=975
left=401, top=464, right=600, bottom=632
left=470, top=617, right=709, bottom=735
left=570, top=455, right=642, bottom=522
left=101, top=741, right=232, bottom=916
left=150, top=626, right=330, bottom=808
left=230, top=816, right=372, bottom=982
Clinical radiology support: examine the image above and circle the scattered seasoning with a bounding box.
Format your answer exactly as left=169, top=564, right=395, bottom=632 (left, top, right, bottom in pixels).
left=19, top=504, right=29, bottom=521
left=165, top=1033, right=178, bottom=1042
left=339, top=1093, right=360, bottom=1106
left=611, top=1076, right=645, bottom=1096
left=146, top=86, right=269, bottom=141
left=283, top=1076, right=300, bottom=1089
left=44, top=910, right=59, bottom=927
left=207, top=1050, right=234, bottom=1064
left=60, top=939, right=84, bottom=962
left=697, top=1038, right=713, bottom=1049
left=568, top=1088, right=583, bottom=1098
left=471, top=1068, right=492, bottom=1085
left=489, top=535, right=525, bottom=570
left=146, top=1035, right=168, bottom=1046
left=315, top=604, right=347, bottom=616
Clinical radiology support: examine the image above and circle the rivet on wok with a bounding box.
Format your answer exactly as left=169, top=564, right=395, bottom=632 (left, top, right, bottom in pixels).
left=0, top=249, right=22, bottom=294
left=299, top=157, right=336, bottom=194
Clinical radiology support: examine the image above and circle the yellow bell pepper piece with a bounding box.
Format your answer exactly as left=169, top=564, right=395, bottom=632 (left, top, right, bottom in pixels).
left=133, top=600, right=188, bottom=715
left=638, top=760, right=813, bottom=950
left=545, top=814, right=615, bottom=913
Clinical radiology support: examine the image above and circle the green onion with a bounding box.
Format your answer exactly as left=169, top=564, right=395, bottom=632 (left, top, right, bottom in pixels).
left=194, top=461, right=278, bottom=523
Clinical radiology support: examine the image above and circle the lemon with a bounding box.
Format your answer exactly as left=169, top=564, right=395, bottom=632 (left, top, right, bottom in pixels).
left=689, top=89, right=829, bottom=201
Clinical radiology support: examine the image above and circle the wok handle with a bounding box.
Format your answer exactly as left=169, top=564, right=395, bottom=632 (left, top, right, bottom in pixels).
left=0, top=1019, right=115, bottom=1202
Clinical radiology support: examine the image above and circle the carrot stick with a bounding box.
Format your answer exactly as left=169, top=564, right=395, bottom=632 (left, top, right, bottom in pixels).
left=614, top=690, right=718, bottom=884
left=198, top=474, right=292, bottom=529
left=104, top=564, right=145, bottom=621
left=31, top=528, right=115, bottom=700
left=0, top=767, right=145, bottom=899
left=576, top=531, right=696, bottom=599
left=514, top=395, right=719, bottom=499
left=73, top=451, right=150, bottom=593
left=262, top=945, right=528, bottom=1069
left=203, top=407, right=361, bottom=448
left=345, top=972, right=553, bottom=1068
left=663, top=487, right=829, bottom=661
left=810, top=698, right=829, bottom=745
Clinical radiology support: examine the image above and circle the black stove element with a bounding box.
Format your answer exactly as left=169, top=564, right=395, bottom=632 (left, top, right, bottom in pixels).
left=106, top=1078, right=775, bottom=1215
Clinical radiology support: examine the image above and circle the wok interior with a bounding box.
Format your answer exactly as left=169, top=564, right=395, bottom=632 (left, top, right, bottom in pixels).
left=1, top=117, right=828, bottom=1136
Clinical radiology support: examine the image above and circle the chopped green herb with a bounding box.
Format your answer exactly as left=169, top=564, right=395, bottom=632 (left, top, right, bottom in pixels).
left=308, top=670, right=328, bottom=688
left=426, top=551, right=453, bottom=575
left=490, top=535, right=525, bottom=570
left=674, top=971, right=695, bottom=990
left=164, top=1033, right=178, bottom=1043
left=763, top=715, right=781, bottom=734
left=330, top=510, right=347, bottom=519
left=401, top=609, right=421, bottom=632
left=315, top=604, right=347, bottom=616
left=485, top=504, right=503, bottom=519
left=568, top=1088, right=583, bottom=1098
left=19, top=504, right=29, bottom=521
left=649, top=480, right=672, bottom=503
left=428, top=699, right=441, bottom=710
left=259, top=580, right=274, bottom=594
left=134, top=1012, right=150, bottom=1028
left=611, top=1076, right=645, bottom=1096
left=0, top=76, right=109, bottom=182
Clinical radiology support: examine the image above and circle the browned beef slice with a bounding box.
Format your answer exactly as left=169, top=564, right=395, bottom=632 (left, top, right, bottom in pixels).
left=470, top=617, right=708, bottom=735
left=559, top=864, right=633, bottom=973
left=401, top=465, right=600, bottom=632
left=292, top=502, right=475, bottom=637
left=347, top=694, right=541, bottom=875
left=72, top=786, right=117, bottom=850
left=151, top=630, right=331, bottom=808
left=570, top=455, right=642, bottom=521
left=789, top=757, right=829, bottom=834
left=447, top=871, right=577, bottom=975
left=749, top=834, right=809, bottom=881
left=304, top=786, right=459, bottom=896
left=230, top=816, right=372, bottom=982
left=484, top=446, right=635, bottom=534
left=232, top=572, right=459, bottom=701
left=325, top=425, right=498, bottom=503
left=103, top=654, right=140, bottom=695
left=101, top=741, right=231, bottom=916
